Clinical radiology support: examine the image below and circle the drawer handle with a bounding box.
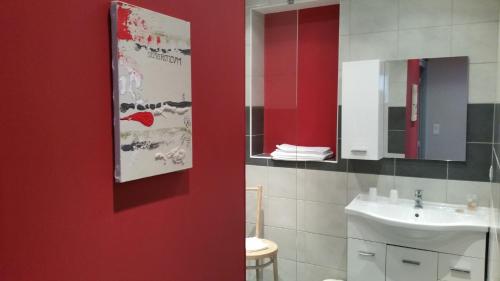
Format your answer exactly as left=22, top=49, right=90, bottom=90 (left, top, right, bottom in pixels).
left=402, top=259, right=420, bottom=266
left=450, top=267, right=471, bottom=274
left=358, top=251, right=375, bottom=257
left=351, top=149, right=367, bottom=153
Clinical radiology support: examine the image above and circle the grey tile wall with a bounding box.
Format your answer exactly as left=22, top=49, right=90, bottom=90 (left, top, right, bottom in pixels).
left=245, top=162, right=493, bottom=281
left=245, top=0, right=500, bottom=280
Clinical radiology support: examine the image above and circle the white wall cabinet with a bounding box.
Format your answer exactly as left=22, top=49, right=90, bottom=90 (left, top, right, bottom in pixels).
left=341, top=60, right=384, bottom=160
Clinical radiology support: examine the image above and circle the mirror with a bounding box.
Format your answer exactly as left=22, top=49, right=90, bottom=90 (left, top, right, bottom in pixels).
left=384, top=57, right=468, bottom=161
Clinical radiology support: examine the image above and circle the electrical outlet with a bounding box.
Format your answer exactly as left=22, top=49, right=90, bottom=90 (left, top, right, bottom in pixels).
left=433, top=123, right=440, bottom=135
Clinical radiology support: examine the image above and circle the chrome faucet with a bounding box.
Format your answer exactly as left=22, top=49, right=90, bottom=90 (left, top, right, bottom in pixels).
left=414, top=189, right=423, bottom=209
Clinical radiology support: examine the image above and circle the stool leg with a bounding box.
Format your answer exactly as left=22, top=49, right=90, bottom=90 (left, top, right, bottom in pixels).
left=273, top=254, right=279, bottom=281
left=256, top=259, right=262, bottom=281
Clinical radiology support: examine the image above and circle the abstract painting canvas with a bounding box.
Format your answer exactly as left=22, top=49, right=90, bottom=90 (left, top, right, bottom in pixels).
left=110, top=2, right=192, bottom=182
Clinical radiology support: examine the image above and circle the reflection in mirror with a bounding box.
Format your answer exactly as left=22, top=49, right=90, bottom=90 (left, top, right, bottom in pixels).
left=384, top=57, right=468, bottom=161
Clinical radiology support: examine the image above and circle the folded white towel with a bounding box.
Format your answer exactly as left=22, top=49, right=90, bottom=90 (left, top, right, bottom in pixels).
left=274, top=150, right=332, bottom=157
left=271, top=150, right=333, bottom=161
left=245, top=237, right=268, bottom=252
left=271, top=155, right=333, bottom=161
left=271, top=144, right=333, bottom=161
left=277, top=144, right=331, bottom=154
left=271, top=151, right=333, bottom=158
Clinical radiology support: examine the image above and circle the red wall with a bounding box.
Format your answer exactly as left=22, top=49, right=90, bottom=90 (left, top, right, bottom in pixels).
left=264, top=6, right=339, bottom=154
left=0, top=1, right=245, bottom=281
left=263, top=10, right=299, bottom=153
left=297, top=5, right=339, bottom=153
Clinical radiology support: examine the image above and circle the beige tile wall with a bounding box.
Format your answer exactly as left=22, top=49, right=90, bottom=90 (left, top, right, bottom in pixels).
left=341, top=0, right=499, bottom=104
left=245, top=0, right=500, bottom=280
left=245, top=164, right=492, bottom=281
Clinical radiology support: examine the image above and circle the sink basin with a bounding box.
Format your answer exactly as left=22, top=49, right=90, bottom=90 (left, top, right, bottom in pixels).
left=345, top=195, right=489, bottom=233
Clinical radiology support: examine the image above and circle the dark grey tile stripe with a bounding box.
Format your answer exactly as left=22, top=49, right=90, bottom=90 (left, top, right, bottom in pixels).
left=348, top=158, right=395, bottom=176
left=388, top=106, right=406, bottom=130
left=467, top=104, right=493, bottom=143
left=395, top=159, right=447, bottom=179
left=388, top=130, right=405, bottom=154
left=448, top=143, right=492, bottom=182
left=495, top=104, right=500, bottom=144
left=305, top=159, right=347, bottom=172
left=246, top=103, right=497, bottom=182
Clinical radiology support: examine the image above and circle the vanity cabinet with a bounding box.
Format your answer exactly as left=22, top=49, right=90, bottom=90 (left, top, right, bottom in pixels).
left=438, top=253, right=485, bottom=281
left=347, top=238, right=386, bottom=281
left=348, top=238, right=485, bottom=281
left=386, top=245, right=438, bottom=281
left=347, top=215, right=487, bottom=281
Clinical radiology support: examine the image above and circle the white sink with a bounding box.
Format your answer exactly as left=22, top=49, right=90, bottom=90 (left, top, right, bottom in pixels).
left=345, top=194, right=489, bottom=233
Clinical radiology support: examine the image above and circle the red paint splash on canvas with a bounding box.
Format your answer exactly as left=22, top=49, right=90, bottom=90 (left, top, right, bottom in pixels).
left=117, top=4, right=133, bottom=40
left=120, top=112, right=154, bottom=127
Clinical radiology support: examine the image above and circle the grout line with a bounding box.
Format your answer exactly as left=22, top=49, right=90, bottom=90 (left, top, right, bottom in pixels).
left=468, top=62, right=499, bottom=65
left=451, top=20, right=500, bottom=27
left=297, top=261, right=348, bottom=272
left=446, top=161, right=449, bottom=180
left=347, top=20, right=499, bottom=37
left=450, top=0, right=455, bottom=26
left=295, top=11, right=299, bottom=280
left=445, top=162, right=449, bottom=203
left=396, top=0, right=400, bottom=59
left=449, top=0, right=454, bottom=56
left=348, top=29, right=399, bottom=37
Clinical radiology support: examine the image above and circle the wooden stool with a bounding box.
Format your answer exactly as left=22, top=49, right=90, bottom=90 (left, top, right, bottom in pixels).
left=245, top=186, right=279, bottom=281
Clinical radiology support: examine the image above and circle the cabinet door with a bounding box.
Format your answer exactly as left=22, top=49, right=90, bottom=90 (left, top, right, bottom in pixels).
left=341, top=60, right=384, bottom=160
left=347, top=238, right=386, bottom=281
left=438, top=253, right=485, bottom=281
left=386, top=245, right=438, bottom=281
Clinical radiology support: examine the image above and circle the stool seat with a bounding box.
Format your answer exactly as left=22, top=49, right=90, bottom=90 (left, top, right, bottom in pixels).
left=245, top=186, right=278, bottom=281
left=246, top=239, right=278, bottom=260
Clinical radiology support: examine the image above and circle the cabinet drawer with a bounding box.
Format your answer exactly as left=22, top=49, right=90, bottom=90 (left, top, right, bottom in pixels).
left=386, top=245, right=438, bottom=281
left=347, top=238, right=386, bottom=281
left=438, top=253, right=485, bottom=281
